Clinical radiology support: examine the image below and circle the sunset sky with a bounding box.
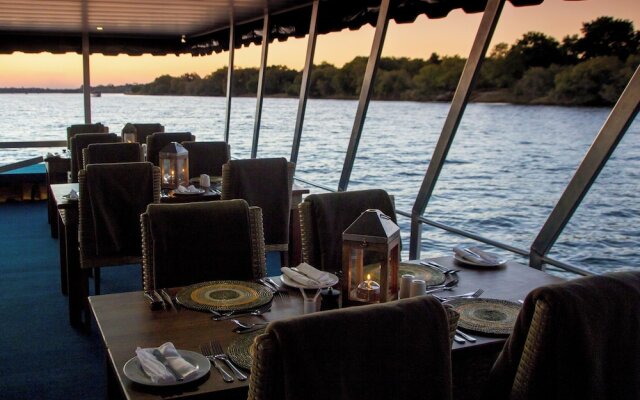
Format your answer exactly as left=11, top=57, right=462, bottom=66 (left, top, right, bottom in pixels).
left=1, top=0, right=639, bottom=89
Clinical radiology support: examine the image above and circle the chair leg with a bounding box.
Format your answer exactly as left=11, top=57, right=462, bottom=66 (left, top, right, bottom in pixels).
left=280, top=251, right=289, bottom=268
left=94, top=267, right=101, bottom=295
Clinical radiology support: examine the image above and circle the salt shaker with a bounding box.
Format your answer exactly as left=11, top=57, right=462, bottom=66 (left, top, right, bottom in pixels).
left=200, top=174, right=211, bottom=189
left=399, top=274, right=414, bottom=299
left=410, top=279, right=427, bottom=297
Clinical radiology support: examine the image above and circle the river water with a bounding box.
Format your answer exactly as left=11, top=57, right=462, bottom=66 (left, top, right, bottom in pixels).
left=1, top=93, right=638, bottom=274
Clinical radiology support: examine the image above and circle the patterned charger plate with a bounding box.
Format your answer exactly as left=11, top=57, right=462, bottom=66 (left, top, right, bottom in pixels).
left=176, top=281, right=273, bottom=312
left=227, top=328, right=266, bottom=370
left=363, top=262, right=445, bottom=286
left=445, top=298, right=522, bottom=336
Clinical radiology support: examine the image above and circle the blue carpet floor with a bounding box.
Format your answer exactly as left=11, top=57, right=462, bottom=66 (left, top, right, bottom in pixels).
left=0, top=201, right=281, bottom=399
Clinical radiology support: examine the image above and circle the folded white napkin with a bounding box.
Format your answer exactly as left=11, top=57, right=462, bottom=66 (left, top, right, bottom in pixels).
left=453, top=245, right=501, bottom=265
left=65, top=189, right=78, bottom=200
left=281, top=263, right=334, bottom=287
left=176, top=184, right=200, bottom=193
left=135, top=342, right=198, bottom=384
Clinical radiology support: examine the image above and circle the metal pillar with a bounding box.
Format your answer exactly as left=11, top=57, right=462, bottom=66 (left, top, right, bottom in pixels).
left=251, top=12, right=270, bottom=158
left=82, top=33, right=91, bottom=124
left=337, top=0, right=390, bottom=192
left=530, top=65, right=640, bottom=270
left=409, top=0, right=506, bottom=259
left=81, top=0, right=91, bottom=124
left=224, top=22, right=235, bottom=143
left=290, top=0, right=319, bottom=165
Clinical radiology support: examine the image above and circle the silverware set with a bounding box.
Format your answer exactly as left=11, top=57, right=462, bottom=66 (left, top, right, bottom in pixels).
left=200, top=340, right=247, bottom=382
left=259, top=278, right=289, bottom=300
left=143, top=289, right=179, bottom=311
left=210, top=303, right=272, bottom=321
left=454, top=329, right=477, bottom=344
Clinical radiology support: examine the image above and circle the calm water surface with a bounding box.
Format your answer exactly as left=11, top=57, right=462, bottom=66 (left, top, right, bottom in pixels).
left=1, top=93, right=638, bottom=274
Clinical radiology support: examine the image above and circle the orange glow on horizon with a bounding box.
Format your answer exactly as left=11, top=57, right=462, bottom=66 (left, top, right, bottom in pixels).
left=0, top=0, right=638, bottom=89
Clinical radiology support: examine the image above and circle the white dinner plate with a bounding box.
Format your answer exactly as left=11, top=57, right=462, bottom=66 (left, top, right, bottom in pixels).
left=280, top=272, right=339, bottom=289
left=123, top=350, right=210, bottom=386
left=453, top=253, right=507, bottom=268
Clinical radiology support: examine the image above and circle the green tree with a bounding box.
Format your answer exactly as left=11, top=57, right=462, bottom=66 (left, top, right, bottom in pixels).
left=511, top=32, right=566, bottom=68
left=571, top=17, right=639, bottom=60
left=513, top=66, right=561, bottom=102
left=552, top=56, right=623, bottom=105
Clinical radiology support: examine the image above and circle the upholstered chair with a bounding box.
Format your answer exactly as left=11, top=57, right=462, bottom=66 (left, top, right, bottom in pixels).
left=182, top=141, right=230, bottom=179
left=298, top=189, right=396, bottom=272
left=221, top=158, right=294, bottom=267
left=140, top=199, right=266, bottom=291
left=484, top=271, right=640, bottom=400
left=70, top=133, right=119, bottom=182
left=248, top=296, right=458, bottom=400
left=82, top=142, right=143, bottom=168
left=78, top=162, right=161, bottom=295
left=145, top=132, right=195, bottom=167
left=66, top=122, right=108, bottom=149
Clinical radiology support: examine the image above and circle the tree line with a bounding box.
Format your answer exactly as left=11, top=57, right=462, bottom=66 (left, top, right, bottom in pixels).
left=131, top=16, right=639, bottom=106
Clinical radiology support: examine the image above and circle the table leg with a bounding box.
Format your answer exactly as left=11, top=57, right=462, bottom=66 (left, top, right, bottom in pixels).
left=65, top=217, right=89, bottom=329
left=58, top=213, right=68, bottom=295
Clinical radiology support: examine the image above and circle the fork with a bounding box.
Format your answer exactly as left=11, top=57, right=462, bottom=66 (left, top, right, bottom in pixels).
left=420, top=261, right=460, bottom=275
left=200, top=343, right=233, bottom=383
left=211, top=304, right=271, bottom=321
left=210, top=340, right=247, bottom=381
left=436, top=288, right=484, bottom=301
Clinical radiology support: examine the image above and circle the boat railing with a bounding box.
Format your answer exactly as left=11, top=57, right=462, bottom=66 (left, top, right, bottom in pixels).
left=0, top=140, right=67, bottom=173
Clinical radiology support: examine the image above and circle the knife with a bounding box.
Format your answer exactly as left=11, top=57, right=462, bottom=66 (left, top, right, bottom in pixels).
left=152, top=349, right=184, bottom=381
left=160, top=289, right=178, bottom=311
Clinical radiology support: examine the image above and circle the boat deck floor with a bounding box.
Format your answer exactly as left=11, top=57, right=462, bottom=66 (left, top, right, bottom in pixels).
left=0, top=201, right=279, bottom=399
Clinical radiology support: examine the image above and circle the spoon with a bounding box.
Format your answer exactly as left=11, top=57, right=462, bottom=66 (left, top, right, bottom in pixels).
left=230, top=319, right=267, bottom=330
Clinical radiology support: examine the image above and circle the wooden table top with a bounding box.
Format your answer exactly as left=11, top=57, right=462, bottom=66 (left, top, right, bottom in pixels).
left=89, top=259, right=563, bottom=400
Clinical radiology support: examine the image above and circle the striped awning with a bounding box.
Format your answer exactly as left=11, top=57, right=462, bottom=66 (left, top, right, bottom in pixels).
left=0, top=0, right=553, bottom=56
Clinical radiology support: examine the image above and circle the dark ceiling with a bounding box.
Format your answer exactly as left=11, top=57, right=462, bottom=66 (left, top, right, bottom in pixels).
left=0, top=0, right=549, bottom=56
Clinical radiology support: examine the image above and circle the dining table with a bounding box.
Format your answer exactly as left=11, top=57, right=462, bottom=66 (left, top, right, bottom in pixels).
left=51, top=181, right=310, bottom=329
left=88, top=257, right=563, bottom=400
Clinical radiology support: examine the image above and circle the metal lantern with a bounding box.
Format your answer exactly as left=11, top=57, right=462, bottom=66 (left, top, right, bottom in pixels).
left=123, top=132, right=137, bottom=143
left=342, top=209, right=400, bottom=305
left=159, top=142, right=189, bottom=189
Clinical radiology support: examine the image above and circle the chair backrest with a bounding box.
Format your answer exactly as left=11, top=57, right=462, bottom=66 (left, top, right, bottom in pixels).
left=82, top=142, right=143, bottom=168
left=66, top=123, right=108, bottom=148
left=221, top=158, right=294, bottom=249
left=485, top=271, right=640, bottom=400
left=248, top=296, right=456, bottom=400
left=78, top=162, right=161, bottom=269
left=145, top=132, right=195, bottom=167
left=299, top=189, right=396, bottom=272
left=182, top=141, right=230, bottom=178
left=140, top=199, right=266, bottom=291
left=122, top=123, right=164, bottom=144
left=70, top=133, right=119, bottom=182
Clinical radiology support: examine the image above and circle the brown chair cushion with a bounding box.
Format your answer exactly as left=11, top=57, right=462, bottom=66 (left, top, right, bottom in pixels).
left=85, top=162, right=155, bottom=257
left=145, top=200, right=255, bottom=289
left=70, top=133, right=119, bottom=182
left=224, top=158, right=291, bottom=247
left=67, top=123, right=107, bottom=148
left=304, top=189, right=396, bottom=271
left=182, top=141, right=230, bottom=178
left=84, top=142, right=142, bottom=166
left=266, top=296, right=452, bottom=400
left=146, top=132, right=194, bottom=167
left=485, top=271, right=640, bottom=400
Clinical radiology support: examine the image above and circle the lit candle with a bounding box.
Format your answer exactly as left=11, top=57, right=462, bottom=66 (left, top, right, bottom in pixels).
left=356, top=274, right=380, bottom=302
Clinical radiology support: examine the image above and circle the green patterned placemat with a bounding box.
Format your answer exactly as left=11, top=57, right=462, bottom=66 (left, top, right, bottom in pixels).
left=176, top=281, right=273, bottom=312
left=363, top=262, right=446, bottom=286
left=446, top=298, right=521, bottom=336
left=227, top=329, right=266, bottom=371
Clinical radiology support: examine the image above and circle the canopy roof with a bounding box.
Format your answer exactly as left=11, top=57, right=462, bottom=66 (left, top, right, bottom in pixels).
left=0, top=0, right=547, bottom=56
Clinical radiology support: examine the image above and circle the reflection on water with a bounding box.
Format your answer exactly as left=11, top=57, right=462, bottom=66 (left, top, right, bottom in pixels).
left=0, top=94, right=638, bottom=274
